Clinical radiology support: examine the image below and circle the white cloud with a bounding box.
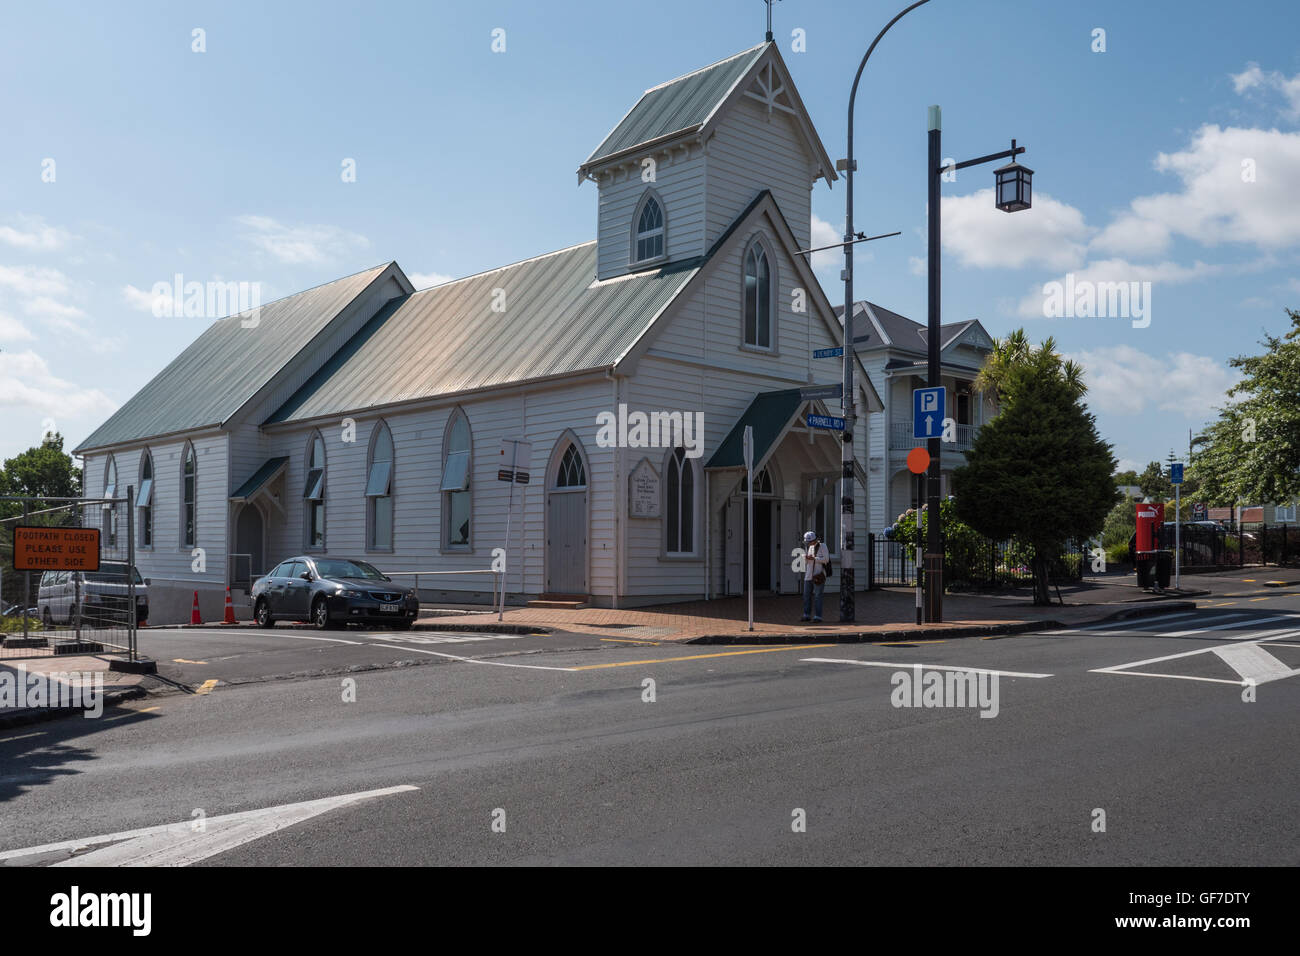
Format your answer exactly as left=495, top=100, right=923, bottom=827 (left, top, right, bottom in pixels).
left=22, top=295, right=87, bottom=320
left=1090, top=214, right=1172, bottom=258
left=0, top=215, right=75, bottom=252
left=908, top=256, right=926, bottom=276
left=1123, top=125, right=1300, bottom=249
left=408, top=271, right=454, bottom=290
left=1113, top=458, right=1143, bottom=475
left=809, top=213, right=841, bottom=272
left=1230, top=63, right=1300, bottom=119
left=0, top=264, right=70, bottom=298
left=122, top=283, right=160, bottom=312
left=1016, top=258, right=1220, bottom=318
left=0, top=349, right=117, bottom=421
left=0, top=312, right=35, bottom=342
left=1065, top=345, right=1240, bottom=420
left=940, top=190, right=1090, bottom=271
left=236, top=215, right=371, bottom=265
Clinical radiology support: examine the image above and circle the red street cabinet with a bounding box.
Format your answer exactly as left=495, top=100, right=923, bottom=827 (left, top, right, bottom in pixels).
left=1134, top=502, right=1170, bottom=589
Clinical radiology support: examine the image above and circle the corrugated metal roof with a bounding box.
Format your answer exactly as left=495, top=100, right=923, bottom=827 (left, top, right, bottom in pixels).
left=582, top=43, right=767, bottom=170
left=266, top=243, right=700, bottom=425
left=75, top=264, right=391, bottom=453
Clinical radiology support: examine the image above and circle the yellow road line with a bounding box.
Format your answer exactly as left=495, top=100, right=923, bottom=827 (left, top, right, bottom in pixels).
left=1242, top=578, right=1256, bottom=582
left=173, top=658, right=208, bottom=664
left=1249, top=596, right=1271, bottom=602
left=573, top=644, right=835, bottom=670
left=194, top=679, right=218, bottom=695
left=599, top=637, right=661, bottom=645
left=1209, top=601, right=1238, bottom=607
left=103, top=705, right=160, bottom=722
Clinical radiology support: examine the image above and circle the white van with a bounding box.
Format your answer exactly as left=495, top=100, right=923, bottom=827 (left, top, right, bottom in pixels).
left=37, top=563, right=148, bottom=627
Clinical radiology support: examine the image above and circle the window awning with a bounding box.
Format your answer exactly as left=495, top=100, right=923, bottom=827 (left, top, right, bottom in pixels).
left=230, top=457, right=290, bottom=501
left=365, top=460, right=392, bottom=497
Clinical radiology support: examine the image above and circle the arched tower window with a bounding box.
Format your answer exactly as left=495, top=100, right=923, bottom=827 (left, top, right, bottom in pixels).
left=633, top=192, right=665, bottom=263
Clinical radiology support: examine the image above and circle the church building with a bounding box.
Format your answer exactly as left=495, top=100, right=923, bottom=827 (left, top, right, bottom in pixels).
left=74, top=41, right=886, bottom=622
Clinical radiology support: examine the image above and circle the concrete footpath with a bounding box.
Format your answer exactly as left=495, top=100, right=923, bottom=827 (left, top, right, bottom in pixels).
left=0, top=654, right=159, bottom=729
left=409, top=575, right=1217, bottom=643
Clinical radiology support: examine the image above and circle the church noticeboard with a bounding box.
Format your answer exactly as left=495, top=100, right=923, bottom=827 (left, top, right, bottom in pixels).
left=13, top=526, right=101, bottom=572
left=628, top=459, right=660, bottom=519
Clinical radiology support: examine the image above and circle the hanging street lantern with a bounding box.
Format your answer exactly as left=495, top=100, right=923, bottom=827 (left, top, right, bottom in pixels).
left=994, top=141, right=1033, bottom=212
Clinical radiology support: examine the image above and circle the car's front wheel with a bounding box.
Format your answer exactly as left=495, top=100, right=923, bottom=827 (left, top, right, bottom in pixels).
left=310, top=596, right=332, bottom=630
left=255, top=598, right=275, bottom=628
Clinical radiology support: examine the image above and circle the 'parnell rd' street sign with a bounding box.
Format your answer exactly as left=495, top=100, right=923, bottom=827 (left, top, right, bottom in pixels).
left=13, top=526, right=101, bottom=572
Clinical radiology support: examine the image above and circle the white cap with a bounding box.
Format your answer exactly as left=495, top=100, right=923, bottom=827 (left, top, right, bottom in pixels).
left=803, top=531, right=817, bottom=543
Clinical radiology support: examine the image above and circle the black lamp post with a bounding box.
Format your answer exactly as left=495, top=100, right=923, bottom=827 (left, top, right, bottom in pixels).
left=924, top=109, right=1033, bottom=623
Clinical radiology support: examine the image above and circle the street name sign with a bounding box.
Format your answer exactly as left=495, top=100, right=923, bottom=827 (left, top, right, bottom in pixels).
left=1170, top=463, right=1184, bottom=485
left=812, top=347, right=844, bottom=359
left=807, top=413, right=846, bottom=431
left=913, top=386, right=946, bottom=439
left=800, top=384, right=842, bottom=400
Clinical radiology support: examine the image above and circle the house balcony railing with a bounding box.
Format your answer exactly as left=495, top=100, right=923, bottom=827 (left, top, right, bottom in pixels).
left=889, top=421, right=978, bottom=453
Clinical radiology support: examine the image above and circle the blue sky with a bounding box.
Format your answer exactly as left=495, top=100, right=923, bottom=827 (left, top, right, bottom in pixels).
left=2, top=0, right=1298, bottom=477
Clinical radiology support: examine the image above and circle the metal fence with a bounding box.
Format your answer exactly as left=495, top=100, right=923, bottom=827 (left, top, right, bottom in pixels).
left=868, top=533, right=1087, bottom=590
left=1152, top=523, right=1300, bottom=570
left=1, top=494, right=139, bottom=661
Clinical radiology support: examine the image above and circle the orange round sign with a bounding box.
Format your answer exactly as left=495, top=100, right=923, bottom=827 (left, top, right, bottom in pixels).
left=906, top=447, right=931, bottom=474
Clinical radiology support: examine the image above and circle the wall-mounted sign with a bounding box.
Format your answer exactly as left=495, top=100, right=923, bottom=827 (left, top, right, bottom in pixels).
left=628, top=458, right=660, bottom=518
left=13, top=526, right=101, bottom=572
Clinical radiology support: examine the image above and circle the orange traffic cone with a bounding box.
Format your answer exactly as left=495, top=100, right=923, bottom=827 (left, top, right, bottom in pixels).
left=190, top=590, right=201, bottom=625
left=223, top=586, right=236, bottom=625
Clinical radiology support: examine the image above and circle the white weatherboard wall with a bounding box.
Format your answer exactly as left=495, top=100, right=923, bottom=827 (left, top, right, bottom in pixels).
left=258, top=375, right=617, bottom=603
left=622, top=207, right=871, bottom=601
left=81, top=434, right=229, bottom=622
left=596, top=149, right=706, bottom=281
left=705, top=91, right=815, bottom=255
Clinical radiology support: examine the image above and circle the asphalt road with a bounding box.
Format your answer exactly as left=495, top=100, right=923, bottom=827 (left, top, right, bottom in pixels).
left=2, top=586, right=1298, bottom=867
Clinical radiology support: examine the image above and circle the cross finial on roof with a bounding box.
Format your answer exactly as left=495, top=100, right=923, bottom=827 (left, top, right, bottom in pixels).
left=763, top=0, right=781, bottom=42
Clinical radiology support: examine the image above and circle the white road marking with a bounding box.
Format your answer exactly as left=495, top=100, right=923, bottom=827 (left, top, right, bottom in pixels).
left=801, top=659, right=1052, bottom=679
left=1091, top=628, right=1300, bottom=686
left=1052, top=610, right=1203, bottom=634
left=1212, top=644, right=1299, bottom=684
left=366, top=644, right=576, bottom=672
left=1162, top=614, right=1295, bottom=637
left=369, top=632, right=526, bottom=645
left=0, top=785, right=418, bottom=867
left=262, top=633, right=364, bottom=645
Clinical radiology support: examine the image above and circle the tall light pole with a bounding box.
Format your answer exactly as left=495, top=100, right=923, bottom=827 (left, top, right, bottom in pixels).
left=924, top=109, right=1033, bottom=622
left=839, top=0, right=932, bottom=623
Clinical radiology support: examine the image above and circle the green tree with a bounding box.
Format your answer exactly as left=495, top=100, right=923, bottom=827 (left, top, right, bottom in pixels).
left=1138, top=461, right=1172, bottom=501
left=953, top=350, right=1117, bottom=605
left=0, top=432, right=82, bottom=609
left=1192, top=309, right=1300, bottom=504
left=1113, top=469, right=1139, bottom=487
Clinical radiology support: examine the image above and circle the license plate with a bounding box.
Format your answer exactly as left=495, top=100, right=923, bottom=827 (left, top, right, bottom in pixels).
left=380, top=603, right=400, bottom=613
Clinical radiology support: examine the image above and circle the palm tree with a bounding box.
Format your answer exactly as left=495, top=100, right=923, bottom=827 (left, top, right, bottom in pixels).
left=974, top=329, right=1087, bottom=401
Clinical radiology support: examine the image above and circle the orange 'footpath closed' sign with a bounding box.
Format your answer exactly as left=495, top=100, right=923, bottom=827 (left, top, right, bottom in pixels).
left=12, top=526, right=101, bottom=572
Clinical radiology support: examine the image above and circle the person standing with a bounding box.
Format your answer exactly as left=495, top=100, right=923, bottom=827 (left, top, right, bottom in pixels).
left=801, top=530, right=829, bottom=623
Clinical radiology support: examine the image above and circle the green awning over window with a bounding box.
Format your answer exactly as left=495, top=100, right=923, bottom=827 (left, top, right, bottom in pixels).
left=705, top=389, right=803, bottom=470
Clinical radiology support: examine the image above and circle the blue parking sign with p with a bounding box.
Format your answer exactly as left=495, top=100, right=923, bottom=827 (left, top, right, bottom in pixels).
left=913, top=387, right=946, bottom=439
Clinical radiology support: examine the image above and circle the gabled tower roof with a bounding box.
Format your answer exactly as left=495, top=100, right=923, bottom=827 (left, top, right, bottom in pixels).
left=579, top=41, right=836, bottom=184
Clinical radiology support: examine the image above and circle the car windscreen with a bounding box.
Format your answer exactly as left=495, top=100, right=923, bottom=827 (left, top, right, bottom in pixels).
left=84, top=565, right=144, bottom=584
left=313, top=559, right=386, bottom=580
